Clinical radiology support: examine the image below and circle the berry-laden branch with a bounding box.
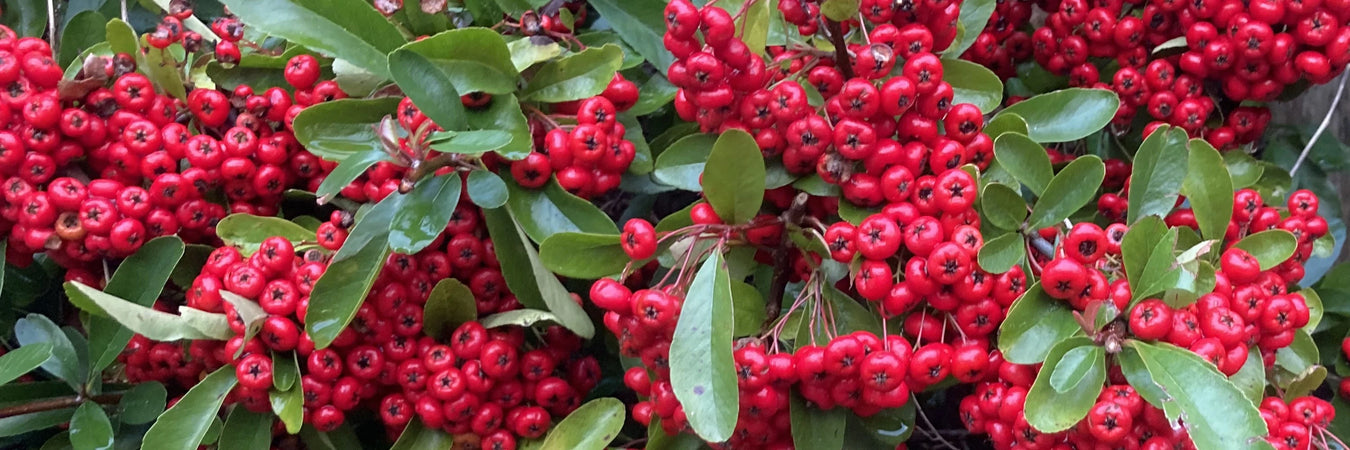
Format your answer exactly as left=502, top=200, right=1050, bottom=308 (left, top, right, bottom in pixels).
left=764, top=193, right=811, bottom=331
left=0, top=393, right=123, bottom=419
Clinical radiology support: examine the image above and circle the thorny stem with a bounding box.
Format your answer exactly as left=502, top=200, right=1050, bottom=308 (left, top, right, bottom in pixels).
left=823, top=19, right=853, bottom=79
left=1289, top=65, right=1349, bottom=177
left=0, top=394, right=122, bottom=419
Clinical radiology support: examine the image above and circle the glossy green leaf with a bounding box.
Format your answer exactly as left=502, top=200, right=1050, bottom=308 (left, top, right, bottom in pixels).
left=0, top=343, right=51, bottom=386
left=504, top=178, right=617, bottom=243
left=522, top=44, right=623, bottom=103
left=1233, top=230, right=1298, bottom=271
left=703, top=129, right=766, bottom=224
left=479, top=308, right=562, bottom=329
left=1122, top=216, right=1167, bottom=287
left=219, top=407, right=272, bottom=450
left=1129, top=341, right=1269, bottom=450
left=539, top=232, right=629, bottom=279
left=1128, top=126, right=1190, bottom=224
left=15, top=314, right=82, bottom=389
left=998, top=283, right=1083, bottom=364
left=292, top=97, right=401, bottom=160
left=507, top=37, right=565, bottom=72
left=389, top=173, right=462, bottom=254
left=978, top=232, right=1026, bottom=274
left=396, top=28, right=519, bottom=95
left=1028, top=155, right=1104, bottom=230
left=388, top=48, right=467, bottom=132
left=941, top=59, right=1003, bottom=112
left=670, top=252, right=739, bottom=442
left=314, top=150, right=391, bottom=202
left=585, top=0, right=675, bottom=74
left=1025, top=338, right=1103, bottom=432
left=481, top=208, right=595, bottom=338
left=389, top=421, right=453, bottom=450
left=790, top=392, right=847, bottom=450
left=0, top=409, right=76, bottom=438
left=652, top=134, right=718, bottom=191
left=219, top=0, right=405, bottom=78
left=216, top=214, right=315, bottom=256
left=1224, top=151, right=1264, bottom=189
left=945, top=0, right=997, bottom=57
left=422, top=279, right=477, bottom=339
left=1229, top=348, right=1265, bottom=406
left=466, top=170, right=508, bottom=208
left=142, top=368, right=238, bottom=450
left=997, top=88, right=1120, bottom=143
left=1182, top=139, right=1234, bottom=241
left=118, top=381, right=167, bottom=425
left=69, top=402, right=113, bottom=450
left=1049, top=344, right=1102, bottom=392
left=981, top=183, right=1028, bottom=231
left=539, top=398, right=625, bottom=450
left=994, top=133, right=1053, bottom=196
left=306, top=194, right=399, bottom=349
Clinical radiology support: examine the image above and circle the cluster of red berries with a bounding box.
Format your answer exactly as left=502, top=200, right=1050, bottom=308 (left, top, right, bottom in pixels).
left=1259, top=395, right=1338, bottom=449
left=511, top=81, right=640, bottom=199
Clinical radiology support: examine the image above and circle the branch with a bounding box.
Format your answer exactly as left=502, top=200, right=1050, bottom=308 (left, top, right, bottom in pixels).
left=823, top=19, right=853, bottom=79
left=0, top=393, right=122, bottom=419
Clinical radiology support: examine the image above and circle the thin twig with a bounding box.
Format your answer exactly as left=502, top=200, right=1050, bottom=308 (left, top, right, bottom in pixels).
left=1290, top=66, right=1350, bottom=176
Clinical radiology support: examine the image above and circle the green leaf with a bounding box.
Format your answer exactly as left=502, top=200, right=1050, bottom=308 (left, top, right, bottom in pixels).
left=521, top=44, right=623, bottom=103
left=978, top=232, right=1025, bottom=274
left=58, top=11, right=106, bottom=68
left=539, top=398, right=625, bottom=450
left=430, top=130, right=514, bottom=156
left=1028, top=155, right=1104, bottom=230
left=219, top=0, right=405, bottom=79
left=15, top=314, right=83, bottom=390
left=981, top=183, right=1028, bottom=231
left=1128, top=126, right=1190, bottom=224
left=422, top=279, right=477, bottom=339
left=1224, top=151, right=1264, bottom=189
left=389, top=173, right=463, bottom=254
left=790, top=392, right=847, bottom=449
left=466, top=170, right=508, bottom=208
left=390, top=421, right=453, bottom=450
left=479, top=308, right=561, bottom=329
left=481, top=208, right=595, bottom=338
left=216, top=214, right=315, bottom=256
left=70, top=402, right=113, bottom=450
left=941, top=59, right=1003, bottom=112
left=1128, top=340, right=1270, bottom=450
left=396, top=28, right=519, bottom=95
left=0, top=343, right=51, bottom=386
left=292, top=97, right=401, bottom=160
left=703, top=129, right=766, bottom=224
left=945, top=0, right=996, bottom=57
left=142, top=368, right=238, bottom=450
left=307, top=194, right=401, bottom=349
left=539, top=232, right=629, bottom=279
left=820, top=0, right=860, bottom=21
left=998, top=283, right=1083, bottom=364
left=670, top=252, right=739, bottom=442
left=1233, top=230, right=1298, bottom=271
left=219, top=407, right=273, bottom=450
left=1229, top=348, right=1265, bottom=406
left=507, top=37, right=565, bottom=72
left=504, top=178, right=618, bottom=243
left=585, top=0, right=675, bottom=75
left=1122, top=216, right=1167, bottom=287
left=0, top=409, right=76, bottom=438
left=1049, top=344, right=1102, bottom=392
left=993, top=133, right=1053, bottom=196
left=1025, top=338, right=1104, bottom=432
left=1182, top=139, right=1234, bottom=241
left=653, top=134, right=718, bottom=191
left=388, top=48, right=467, bottom=132
left=117, top=381, right=167, bottom=425
left=997, top=88, right=1120, bottom=143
